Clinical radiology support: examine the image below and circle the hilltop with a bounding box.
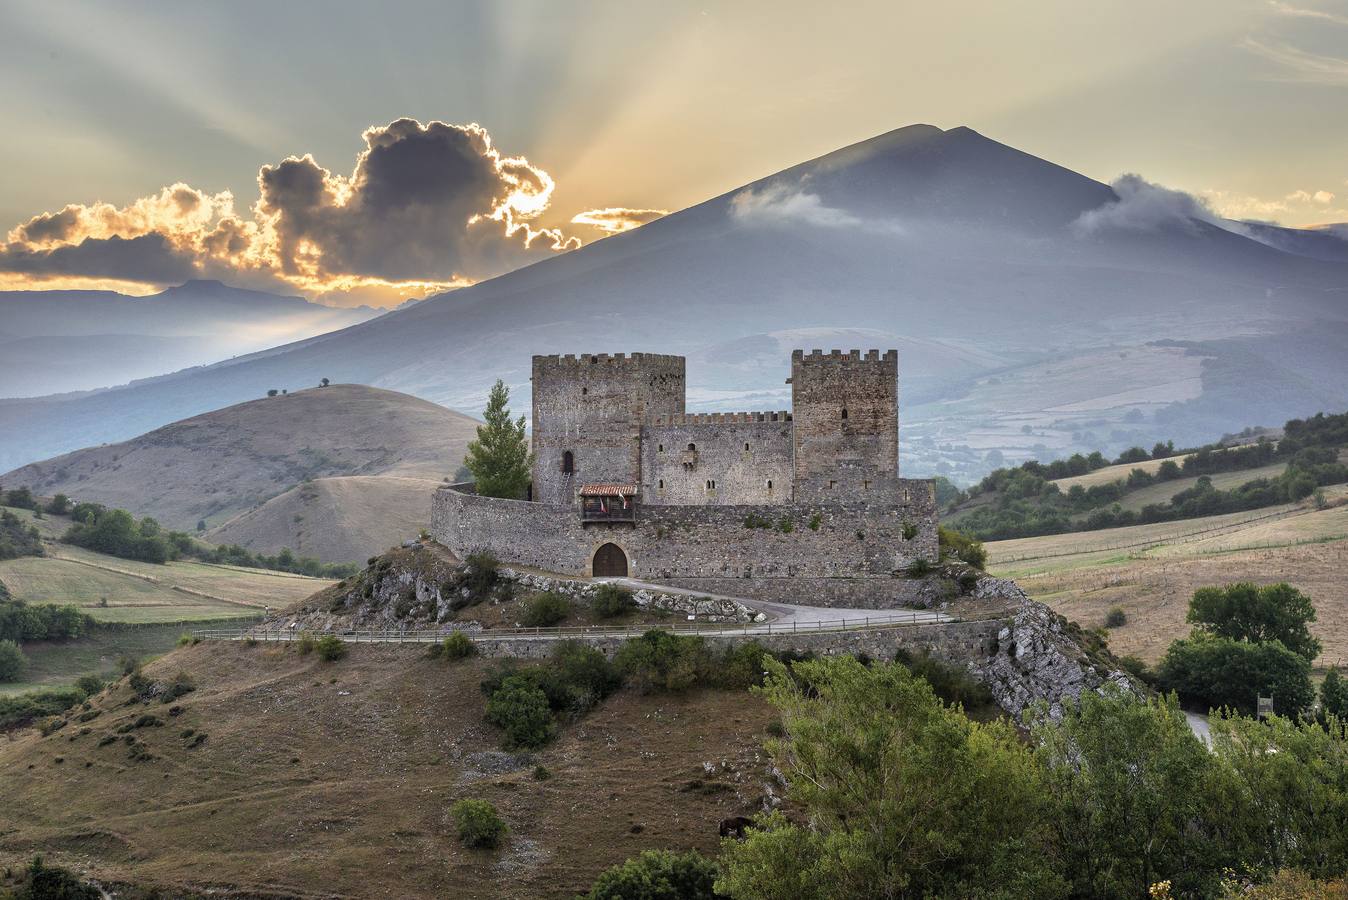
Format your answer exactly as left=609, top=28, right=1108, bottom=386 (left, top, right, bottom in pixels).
left=1, top=385, right=477, bottom=547
left=3, top=125, right=1346, bottom=478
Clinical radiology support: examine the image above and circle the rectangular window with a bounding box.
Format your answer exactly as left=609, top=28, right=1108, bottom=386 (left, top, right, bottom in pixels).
left=863, top=480, right=871, bottom=490
left=828, top=480, right=836, bottom=489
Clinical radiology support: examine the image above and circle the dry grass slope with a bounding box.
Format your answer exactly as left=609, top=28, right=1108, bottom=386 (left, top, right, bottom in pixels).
left=206, top=475, right=444, bottom=563
left=0, top=642, right=775, bottom=898
left=1, top=384, right=478, bottom=532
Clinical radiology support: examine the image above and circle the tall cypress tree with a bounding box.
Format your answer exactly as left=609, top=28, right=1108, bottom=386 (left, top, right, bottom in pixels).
left=464, top=380, right=532, bottom=499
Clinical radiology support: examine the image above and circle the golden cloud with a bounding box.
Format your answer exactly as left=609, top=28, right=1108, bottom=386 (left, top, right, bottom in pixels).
left=570, top=207, right=668, bottom=235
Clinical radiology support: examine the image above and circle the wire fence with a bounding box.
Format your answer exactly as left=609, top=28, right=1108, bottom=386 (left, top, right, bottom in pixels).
left=191, top=608, right=983, bottom=645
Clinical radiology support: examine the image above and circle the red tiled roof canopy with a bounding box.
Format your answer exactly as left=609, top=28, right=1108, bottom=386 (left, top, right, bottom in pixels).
left=579, top=484, right=638, bottom=496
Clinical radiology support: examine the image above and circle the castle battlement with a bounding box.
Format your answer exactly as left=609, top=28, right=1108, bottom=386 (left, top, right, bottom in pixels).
left=647, top=410, right=792, bottom=426
left=532, top=352, right=686, bottom=373
left=792, top=348, right=898, bottom=368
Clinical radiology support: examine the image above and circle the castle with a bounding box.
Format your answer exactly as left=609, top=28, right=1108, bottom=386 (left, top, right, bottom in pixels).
left=431, top=350, right=940, bottom=609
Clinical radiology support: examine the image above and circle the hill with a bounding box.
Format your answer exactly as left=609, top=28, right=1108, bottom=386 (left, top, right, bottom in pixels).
left=3, top=125, right=1346, bottom=480
left=204, top=475, right=444, bottom=563
left=1, top=384, right=476, bottom=535
left=986, top=484, right=1348, bottom=666
left=0, top=641, right=775, bottom=897
left=0, top=280, right=380, bottom=399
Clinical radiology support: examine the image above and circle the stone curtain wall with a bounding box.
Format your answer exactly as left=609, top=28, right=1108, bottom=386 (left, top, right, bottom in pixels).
left=791, top=349, right=900, bottom=503
left=530, top=353, right=685, bottom=505
left=641, top=413, right=793, bottom=506
left=432, top=480, right=939, bottom=607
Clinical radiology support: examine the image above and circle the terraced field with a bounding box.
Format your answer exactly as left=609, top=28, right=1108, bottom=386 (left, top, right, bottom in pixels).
left=988, top=491, right=1348, bottom=668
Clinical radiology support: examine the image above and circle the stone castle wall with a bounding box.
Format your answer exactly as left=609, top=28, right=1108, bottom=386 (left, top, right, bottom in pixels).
left=791, top=349, right=900, bottom=503
left=641, top=413, right=793, bottom=505
left=531, top=353, right=685, bottom=504
left=431, top=480, right=939, bottom=608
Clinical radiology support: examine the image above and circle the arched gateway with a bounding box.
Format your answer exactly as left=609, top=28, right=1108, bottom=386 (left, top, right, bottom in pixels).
left=592, top=542, right=629, bottom=577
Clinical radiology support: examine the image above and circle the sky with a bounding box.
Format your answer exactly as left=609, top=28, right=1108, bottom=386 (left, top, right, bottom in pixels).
left=1, top=0, right=1345, bottom=306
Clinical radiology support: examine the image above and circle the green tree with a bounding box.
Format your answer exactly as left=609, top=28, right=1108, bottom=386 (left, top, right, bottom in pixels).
left=1187, top=582, right=1321, bottom=661
left=583, top=849, right=723, bottom=900
left=1321, top=668, right=1348, bottom=718
left=0, top=638, right=27, bottom=682
left=1157, top=633, right=1315, bottom=716
left=463, top=379, right=532, bottom=499
left=716, top=656, right=1062, bottom=900
left=46, top=494, right=70, bottom=515
left=450, top=798, right=508, bottom=849
left=1035, top=686, right=1226, bottom=898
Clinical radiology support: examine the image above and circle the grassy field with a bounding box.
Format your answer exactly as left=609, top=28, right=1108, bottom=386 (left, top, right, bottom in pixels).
left=0, top=642, right=776, bottom=898
left=0, top=620, right=259, bottom=696
left=988, top=494, right=1348, bottom=668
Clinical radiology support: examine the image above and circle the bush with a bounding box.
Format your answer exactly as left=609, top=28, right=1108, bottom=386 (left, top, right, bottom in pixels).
left=938, top=526, right=987, bottom=569
left=614, top=630, right=713, bottom=693
left=484, top=675, right=554, bottom=748
left=177, top=633, right=201, bottom=647
left=520, top=592, right=569, bottom=627
left=717, top=641, right=771, bottom=691
left=450, top=797, right=508, bottom=848
left=74, top=674, right=104, bottom=697
left=1157, top=634, right=1315, bottom=716
left=159, top=671, right=195, bottom=703
left=0, top=638, right=26, bottom=682
left=905, top=557, right=933, bottom=578
left=294, top=632, right=317, bottom=655
left=894, top=648, right=994, bottom=710
left=1187, top=582, right=1321, bottom=662
left=1104, top=607, right=1127, bottom=628
left=1321, top=668, right=1348, bottom=718
left=0, top=687, right=82, bottom=730
left=315, top=635, right=347, bottom=661
left=12, top=856, right=102, bottom=900
left=439, top=631, right=477, bottom=660
left=1117, top=655, right=1152, bottom=683
left=581, top=849, right=721, bottom=900
left=532, top=764, right=552, bottom=781
left=592, top=583, right=635, bottom=619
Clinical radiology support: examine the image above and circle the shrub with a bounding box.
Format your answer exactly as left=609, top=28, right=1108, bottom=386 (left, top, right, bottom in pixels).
left=0, top=638, right=26, bottom=682
left=1104, top=607, right=1127, bottom=628
left=776, top=516, right=794, bottom=534
left=894, top=648, right=994, bottom=710
left=592, top=583, right=635, bottom=619
left=520, top=592, right=569, bottom=627
left=451, top=798, right=508, bottom=849
left=905, top=557, right=933, bottom=578
left=717, top=641, right=771, bottom=691
left=1321, top=668, right=1348, bottom=718
left=0, top=687, right=82, bottom=730
left=902, top=521, right=919, bottom=541
left=315, top=635, right=347, bottom=661
left=1117, top=655, right=1152, bottom=683
left=1157, top=634, right=1315, bottom=716
left=581, top=849, right=721, bottom=900
left=614, top=630, right=713, bottom=693
left=540, top=642, right=622, bottom=714
left=809, top=513, right=823, bottom=531
left=295, top=632, right=317, bottom=655
left=440, top=631, right=477, bottom=660
left=484, top=675, right=554, bottom=748
left=532, top=764, right=552, bottom=781
left=159, top=671, right=195, bottom=703
left=13, top=856, right=102, bottom=900
left=177, top=633, right=201, bottom=647
left=938, top=526, right=987, bottom=569
left=74, top=674, right=104, bottom=697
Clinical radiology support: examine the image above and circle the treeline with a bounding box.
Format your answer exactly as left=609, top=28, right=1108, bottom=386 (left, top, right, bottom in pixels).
left=0, top=595, right=94, bottom=644
left=575, top=652, right=1348, bottom=900
left=954, top=409, right=1348, bottom=541
left=0, top=509, right=42, bottom=561
left=61, top=502, right=356, bottom=577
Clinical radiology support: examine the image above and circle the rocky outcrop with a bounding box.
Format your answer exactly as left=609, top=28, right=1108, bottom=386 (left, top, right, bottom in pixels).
left=967, top=576, right=1142, bottom=718
left=504, top=570, right=765, bottom=624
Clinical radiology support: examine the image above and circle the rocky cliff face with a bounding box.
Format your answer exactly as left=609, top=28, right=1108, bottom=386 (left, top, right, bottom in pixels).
left=968, top=576, right=1141, bottom=718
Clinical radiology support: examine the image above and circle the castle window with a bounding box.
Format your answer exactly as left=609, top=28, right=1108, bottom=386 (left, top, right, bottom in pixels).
left=706, top=479, right=716, bottom=489
left=863, top=480, right=871, bottom=490
left=658, top=479, right=664, bottom=489
left=687, top=443, right=696, bottom=451
left=590, top=356, right=598, bottom=363
left=766, top=479, right=773, bottom=491
left=561, top=450, right=575, bottom=474
left=658, top=444, right=664, bottom=452
left=828, top=480, right=836, bottom=489
left=841, top=408, right=848, bottom=420
left=744, top=442, right=750, bottom=451
left=582, top=387, right=588, bottom=395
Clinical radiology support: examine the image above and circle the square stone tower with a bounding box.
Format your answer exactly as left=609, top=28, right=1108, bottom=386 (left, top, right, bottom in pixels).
left=790, top=349, right=899, bottom=502
left=531, top=353, right=686, bottom=505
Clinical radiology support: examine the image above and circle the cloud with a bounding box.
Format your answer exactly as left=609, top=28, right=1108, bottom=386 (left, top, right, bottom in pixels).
left=1073, top=174, right=1226, bottom=235
left=1266, top=0, right=1348, bottom=26
left=570, top=207, right=668, bottom=235
left=0, top=119, right=585, bottom=305
left=1242, top=37, right=1348, bottom=84
left=729, top=181, right=904, bottom=236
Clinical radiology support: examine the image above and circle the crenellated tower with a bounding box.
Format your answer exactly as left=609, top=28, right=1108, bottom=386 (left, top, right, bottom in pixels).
left=790, top=349, right=899, bottom=502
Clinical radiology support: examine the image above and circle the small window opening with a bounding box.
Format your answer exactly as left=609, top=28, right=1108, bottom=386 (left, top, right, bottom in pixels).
left=581, top=387, right=588, bottom=395
left=841, top=408, right=848, bottom=420
left=828, top=480, right=837, bottom=489
left=687, top=443, right=696, bottom=451
left=706, top=479, right=716, bottom=489
left=561, top=450, right=574, bottom=474
left=658, top=444, right=664, bottom=452
left=863, top=479, right=871, bottom=490
left=658, top=479, right=664, bottom=489
left=590, top=355, right=598, bottom=363
left=744, top=442, right=750, bottom=451
left=766, top=479, right=773, bottom=490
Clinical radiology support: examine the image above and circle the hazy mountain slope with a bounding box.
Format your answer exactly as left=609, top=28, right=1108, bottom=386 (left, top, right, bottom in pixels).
left=1, top=124, right=1344, bottom=477
left=0, top=280, right=380, bottom=397
left=1, top=385, right=475, bottom=531
left=204, top=475, right=443, bottom=563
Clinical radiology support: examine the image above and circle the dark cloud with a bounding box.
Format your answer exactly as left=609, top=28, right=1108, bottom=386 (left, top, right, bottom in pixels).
left=1, top=119, right=583, bottom=302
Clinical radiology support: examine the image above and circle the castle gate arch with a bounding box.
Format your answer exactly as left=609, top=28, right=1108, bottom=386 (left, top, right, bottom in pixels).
left=592, top=542, right=629, bottom=577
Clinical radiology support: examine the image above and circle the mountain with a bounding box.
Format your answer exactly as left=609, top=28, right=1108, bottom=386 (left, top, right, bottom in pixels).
left=0, top=279, right=381, bottom=397
left=1, top=124, right=1346, bottom=481
left=1, top=385, right=476, bottom=538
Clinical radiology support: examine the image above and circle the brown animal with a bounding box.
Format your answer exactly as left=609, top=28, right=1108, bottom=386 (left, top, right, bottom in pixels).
left=718, top=816, right=755, bottom=839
